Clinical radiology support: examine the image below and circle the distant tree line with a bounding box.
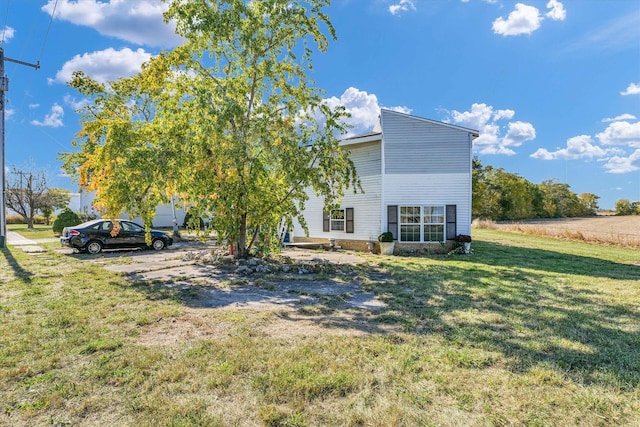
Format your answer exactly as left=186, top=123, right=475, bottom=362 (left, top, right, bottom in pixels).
left=614, top=199, right=640, bottom=216
left=472, top=158, right=599, bottom=221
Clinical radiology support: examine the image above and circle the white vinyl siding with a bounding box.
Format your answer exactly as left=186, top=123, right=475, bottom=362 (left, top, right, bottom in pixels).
left=294, top=109, right=475, bottom=243
left=382, top=110, right=472, bottom=174
left=383, top=173, right=471, bottom=237
left=292, top=140, right=382, bottom=241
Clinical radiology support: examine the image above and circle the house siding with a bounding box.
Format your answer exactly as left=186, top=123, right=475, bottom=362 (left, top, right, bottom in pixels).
left=380, top=110, right=472, bottom=238
left=382, top=110, right=471, bottom=175
left=383, top=173, right=471, bottom=236
left=292, top=140, right=382, bottom=242
left=293, top=109, right=475, bottom=249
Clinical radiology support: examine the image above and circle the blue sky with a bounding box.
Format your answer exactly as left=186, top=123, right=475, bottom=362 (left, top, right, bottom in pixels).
left=2, top=0, right=639, bottom=209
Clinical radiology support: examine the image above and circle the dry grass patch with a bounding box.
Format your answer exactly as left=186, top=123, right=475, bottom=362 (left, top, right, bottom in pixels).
left=474, top=216, right=640, bottom=248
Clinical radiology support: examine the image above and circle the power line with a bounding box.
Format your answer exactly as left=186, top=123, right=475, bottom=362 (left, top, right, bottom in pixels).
left=38, top=0, right=58, bottom=64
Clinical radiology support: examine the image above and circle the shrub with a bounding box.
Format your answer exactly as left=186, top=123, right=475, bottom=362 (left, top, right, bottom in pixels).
left=6, top=214, right=46, bottom=224
left=52, top=209, right=82, bottom=235
left=454, top=234, right=472, bottom=243
left=183, top=211, right=205, bottom=229
left=378, top=232, right=394, bottom=242
left=6, top=214, right=26, bottom=224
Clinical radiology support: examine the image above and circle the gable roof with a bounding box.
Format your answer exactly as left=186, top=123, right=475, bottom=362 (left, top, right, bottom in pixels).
left=340, top=131, right=383, bottom=147
left=380, top=109, right=480, bottom=138
left=340, top=109, right=479, bottom=147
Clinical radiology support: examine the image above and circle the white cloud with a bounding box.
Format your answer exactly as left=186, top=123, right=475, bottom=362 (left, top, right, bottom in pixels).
left=596, top=121, right=640, bottom=148
left=64, top=94, right=90, bottom=111
left=448, top=103, right=535, bottom=155
left=1, top=26, right=15, bottom=42
left=6, top=108, right=14, bottom=120
left=531, top=135, right=609, bottom=160
left=31, top=104, right=64, bottom=128
left=533, top=119, right=640, bottom=174
left=492, top=1, right=565, bottom=36
left=503, top=121, right=536, bottom=148
left=602, top=113, right=637, bottom=123
left=545, top=0, right=566, bottom=21
left=621, top=82, right=640, bottom=96
left=603, top=149, right=640, bottom=174
left=51, top=47, right=152, bottom=84
left=42, top=0, right=182, bottom=48
left=389, top=0, right=416, bottom=15
left=322, top=87, right=411, bottom=137
left=492, top=3, right=542, bottom=36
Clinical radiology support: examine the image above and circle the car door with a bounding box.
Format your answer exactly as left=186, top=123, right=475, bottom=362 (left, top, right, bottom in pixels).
left=120, top=221, right=147, bottom=247
left=99, top=220, right=126, bottom=248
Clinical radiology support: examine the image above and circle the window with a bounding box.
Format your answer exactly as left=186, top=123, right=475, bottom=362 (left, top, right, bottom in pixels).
left=398, top=205, right=445, bottom=242
left=423, top=206, right=445, bottom=242
left=323, top=208, right=354, bottom=233
left=400, top=206, right=421, bottom=242
left=330, top=209, right=345, bottom=232
left=122, top=221, right=144, bottom=233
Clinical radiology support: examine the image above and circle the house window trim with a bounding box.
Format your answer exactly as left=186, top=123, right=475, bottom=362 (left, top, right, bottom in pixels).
left=323, top=208, right=355, bottom=233
left=330, top=209, right=345, bottom=232
left=398, top=205, right=446, bottom=243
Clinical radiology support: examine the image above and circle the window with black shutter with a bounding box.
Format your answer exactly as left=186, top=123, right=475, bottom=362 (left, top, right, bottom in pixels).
left=323, top=211, right=330, bottom=232
left=446, top=205, right=457, bottom=240
left=387, top=205, right=398, bottom=240
left=346, top=208, right=354, bottom=233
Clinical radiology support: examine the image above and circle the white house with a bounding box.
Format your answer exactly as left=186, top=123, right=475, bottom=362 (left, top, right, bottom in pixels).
left=291, top=109, right=479, bottom=253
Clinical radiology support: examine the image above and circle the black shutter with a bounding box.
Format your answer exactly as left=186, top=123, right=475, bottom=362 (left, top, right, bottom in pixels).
left=387, top=205, right=398, bottom=240
left=323, top=211, right=330, bottom=232
left=346, top=208, right=354, bottom=233
left=446, top=205, right=457, bottom=240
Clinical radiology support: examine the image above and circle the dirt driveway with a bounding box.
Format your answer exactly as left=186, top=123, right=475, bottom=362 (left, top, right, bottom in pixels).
left=65, top=239, right=392, bottom=314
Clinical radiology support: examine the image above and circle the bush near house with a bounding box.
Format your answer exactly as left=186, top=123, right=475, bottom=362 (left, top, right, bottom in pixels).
left=52, top=208, right=82, bottom=235
left=6, top=214, right=46, bottom=225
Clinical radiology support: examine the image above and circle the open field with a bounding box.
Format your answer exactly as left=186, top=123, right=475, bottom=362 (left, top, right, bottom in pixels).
left=1, top=229, right=639, bottom=426
left=482, top=215, right=640, bottom=248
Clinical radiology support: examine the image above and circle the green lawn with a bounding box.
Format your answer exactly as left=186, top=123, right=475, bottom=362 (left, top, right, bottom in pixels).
left=1, top=229, right=638, bottom=426
left=7, top=223, right=57, bottom=240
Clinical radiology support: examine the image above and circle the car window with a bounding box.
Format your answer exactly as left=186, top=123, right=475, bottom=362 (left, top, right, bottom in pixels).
left=102, top=221, right=113, bottom=231
left=122, top=222, right=144, bottom=233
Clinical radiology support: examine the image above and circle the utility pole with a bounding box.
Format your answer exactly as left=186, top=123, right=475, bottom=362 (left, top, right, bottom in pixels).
left=0, top=47, right=39, bottom=248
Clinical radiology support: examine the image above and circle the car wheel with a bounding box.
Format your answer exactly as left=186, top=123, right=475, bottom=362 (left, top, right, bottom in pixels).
left=86, top=241, right=103, bottom=254
left=152, top=239, right=165, bottom=251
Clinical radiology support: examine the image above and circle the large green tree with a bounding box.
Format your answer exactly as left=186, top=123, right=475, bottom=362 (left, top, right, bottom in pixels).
left=40, top=188, right=72, bottom=225
left=62, top=0, right=358, bottom=258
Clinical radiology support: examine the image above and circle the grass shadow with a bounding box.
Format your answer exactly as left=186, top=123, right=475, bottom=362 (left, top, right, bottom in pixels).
left=0, top=246, right=34, bottom=283
left=466, top=239, right=639, bottom=279
left=377, top=239, right=640, bottom=389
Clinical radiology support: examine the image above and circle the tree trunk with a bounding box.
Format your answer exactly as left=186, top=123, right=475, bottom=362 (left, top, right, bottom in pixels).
left=235, top=213, right=248, bottom=259
left=27, top=217, right=34, bottom=229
